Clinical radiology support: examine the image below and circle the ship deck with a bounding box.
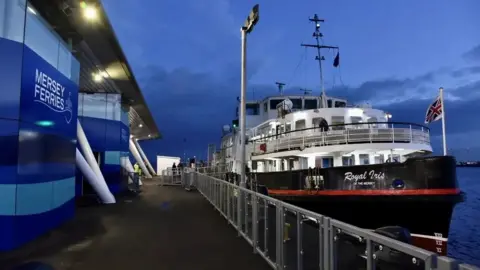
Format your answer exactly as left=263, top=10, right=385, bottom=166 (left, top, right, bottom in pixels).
left=0, top=180, right=270, bottom=270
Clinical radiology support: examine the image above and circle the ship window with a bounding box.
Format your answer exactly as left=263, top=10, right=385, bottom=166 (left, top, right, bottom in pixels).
left=374, top=154, right=384, bottom=164
left=359, top=154, right=369, bottom=165
left=295, top=119, right=306, bottom=131
left=342, top=155, right=354, bottom=166
left=327, top=99, right=333, bottom=108
left=270, top=99, right=283, bottom=109
left=331, top=116, right=345, bottom=130
left=387, top=154, right=401, bottom=163
left=285, top=123, right=291, bottom=133
left=246, top=103, right=259, bottom=115
left=335, top=101, right=346, bottom=108
left=264, top=102, right=267, bottom=112
left=291, top=99, right=302, bottom=109
left=304, top=99, right=317, bottom=109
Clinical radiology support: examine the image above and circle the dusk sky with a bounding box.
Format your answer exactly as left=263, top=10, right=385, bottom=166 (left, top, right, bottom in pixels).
left=102, top=0, right=480, bottom=162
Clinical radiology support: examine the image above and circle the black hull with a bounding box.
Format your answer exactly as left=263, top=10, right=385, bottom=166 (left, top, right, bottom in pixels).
left=251, top=156, right=464, bottom=255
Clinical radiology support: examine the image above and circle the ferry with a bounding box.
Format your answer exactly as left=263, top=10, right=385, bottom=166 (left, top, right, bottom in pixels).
left=215, top=14, right=464, bottom=255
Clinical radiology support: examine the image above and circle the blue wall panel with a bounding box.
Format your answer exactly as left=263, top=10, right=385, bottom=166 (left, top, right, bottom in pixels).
left=80, top=117, right=107, bottom=152
left=105, top=120, right=121, bottom=150
left=0, top=37, right=22, bottom=120
left=78, top=116, right=130, bottom=195
left=0, top=36, right=78, bottom=251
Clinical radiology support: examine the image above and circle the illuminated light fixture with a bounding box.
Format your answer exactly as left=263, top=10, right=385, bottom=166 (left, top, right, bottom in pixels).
left=385, top=113, right=392, bottom=119
left=138, top=124, right=143, bottom=128
left=148, top=134, right=151, bottom=138
left=80, top=1, right=98, bottom=21
left=35, top=120, right=55, bottom=127
left=93, top=73, right=103, bottom=82
left=100, top=71, right=109, bottom=78
left=27, top=6, right=36, bottom=15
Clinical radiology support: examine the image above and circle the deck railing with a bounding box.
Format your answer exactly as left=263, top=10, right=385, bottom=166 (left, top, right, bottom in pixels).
left=249, top=122, right=430, bottom=156
left=188, top=171, right=479, bottom=270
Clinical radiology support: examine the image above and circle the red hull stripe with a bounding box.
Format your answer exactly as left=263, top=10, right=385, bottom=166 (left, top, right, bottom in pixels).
left=268, top=188, right=461, bottom=196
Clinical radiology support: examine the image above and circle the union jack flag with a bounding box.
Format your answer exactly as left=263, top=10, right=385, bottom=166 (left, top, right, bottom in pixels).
left=425, top=96, right=443, bottom=124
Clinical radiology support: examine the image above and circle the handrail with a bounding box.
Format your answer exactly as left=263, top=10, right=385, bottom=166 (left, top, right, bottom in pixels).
left=189, top=171, right=480, bottom=270
left=248, top=123, right=430, bottom=156
left=249, top=121, right=429, bottom=143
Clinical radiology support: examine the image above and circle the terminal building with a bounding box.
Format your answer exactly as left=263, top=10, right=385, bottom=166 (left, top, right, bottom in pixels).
left=0, top=0, right=159, bottom=251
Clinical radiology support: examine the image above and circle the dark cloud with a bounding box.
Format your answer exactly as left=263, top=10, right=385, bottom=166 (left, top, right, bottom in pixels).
left=137, top=63, right=480, bottom=163
left=462, top=44, right=480, bottom=61
left=451, top=66, right=480, bottom=78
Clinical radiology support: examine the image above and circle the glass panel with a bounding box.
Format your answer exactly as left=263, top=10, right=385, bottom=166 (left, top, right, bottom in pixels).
left=121, top=105, right=130, bottom=126
left=304, top=99, right=317, bottom=109
left=23, top=3, right=79, bottom=82
left=24, top=5, right=59, bottom=68
left=82, top=93, right=107, bottom=119
left=335, top=101, right=346, bottom=107
left=246, top=103, right=259, bottom=115
left=0, top=0, right=26, bottom=42
left=331, top=116, right=345, bottom=130
left=291, top=99, right=302, bottom=109
left=70, top=56, right=80, bottom=85
left=78, top=93, right=84, bottom=116
left=269, top=99, right=282, bottom=109
left=374, top=154, right=385, bottom=164
left=106, top=94, right=121, bottom=121
left=359, top=154, right=370, bottom=165
left=342, top=155, right=354, bottom=166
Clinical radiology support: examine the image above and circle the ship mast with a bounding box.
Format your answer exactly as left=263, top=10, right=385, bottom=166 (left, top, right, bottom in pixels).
left=301, top=14, right=339, bottom=108
left=275, top=81, right=286, bottom=96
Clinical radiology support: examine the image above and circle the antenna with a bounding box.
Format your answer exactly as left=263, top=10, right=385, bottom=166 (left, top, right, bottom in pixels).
left=301, top=14, right=339, bottom=108
left=275, top=81, right=286, bottom=95
left=299, top=88, right=312, bottom=95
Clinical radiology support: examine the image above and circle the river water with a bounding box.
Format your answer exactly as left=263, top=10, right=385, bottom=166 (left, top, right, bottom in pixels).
left=448, top=168, right=480, bottom=266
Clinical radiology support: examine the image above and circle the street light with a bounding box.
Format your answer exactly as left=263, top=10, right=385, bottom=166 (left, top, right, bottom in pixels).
left=80, top=2, right=98, bottom=21
left=239, top=4, right=259, bottom=187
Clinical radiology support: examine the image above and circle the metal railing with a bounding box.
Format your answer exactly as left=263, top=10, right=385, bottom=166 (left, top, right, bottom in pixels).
left=193, top=172, right=479, bottom=270
left=158, top=168, right=183, bottom=186
left=249, top=122, right=431, bottom=156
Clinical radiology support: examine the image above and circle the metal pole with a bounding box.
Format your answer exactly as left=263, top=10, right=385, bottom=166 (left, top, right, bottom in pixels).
left=440, top=87, right=447, bottom=156
left=240, top=27, right=247, bottom=187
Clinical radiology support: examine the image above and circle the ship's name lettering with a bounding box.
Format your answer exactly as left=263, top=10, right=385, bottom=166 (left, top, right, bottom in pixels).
left=344, top=170, right=385, bottom=181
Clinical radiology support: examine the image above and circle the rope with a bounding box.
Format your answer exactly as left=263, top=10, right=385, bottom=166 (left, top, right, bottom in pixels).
left=286, top=46, right=307, bottom=87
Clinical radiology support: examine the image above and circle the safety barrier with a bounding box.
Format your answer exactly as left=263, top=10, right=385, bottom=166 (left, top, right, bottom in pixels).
left=158, top=168, right=183, bottom=186
left=194, top=172, right=479, bottom=270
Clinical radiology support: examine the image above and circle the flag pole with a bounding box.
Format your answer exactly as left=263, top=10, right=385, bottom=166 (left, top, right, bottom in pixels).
left=439, top=87, right=447, bottom=156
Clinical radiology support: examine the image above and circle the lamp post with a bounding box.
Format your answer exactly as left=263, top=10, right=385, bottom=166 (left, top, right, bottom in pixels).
left=239, top=4, right=259, bottom=188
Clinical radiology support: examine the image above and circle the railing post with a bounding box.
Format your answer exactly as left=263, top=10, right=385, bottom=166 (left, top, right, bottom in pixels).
left=276, top=202, right=285, bottom=269
left=252, top=193, right=258, bottom=254
left=391, top=123, right=395, bottom=142
left=237, top=187, right=242, bottom=235
left=410, top=124, right=413, bottom=143
left=297, top=213, right=303, bottom=270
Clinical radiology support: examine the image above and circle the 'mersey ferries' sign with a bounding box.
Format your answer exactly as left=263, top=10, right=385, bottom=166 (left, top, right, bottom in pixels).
left=344, top=170, right=385, bottom=186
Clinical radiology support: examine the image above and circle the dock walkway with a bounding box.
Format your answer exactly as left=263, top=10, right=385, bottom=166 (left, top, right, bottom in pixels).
left=0, top=180, right=270, bottom=270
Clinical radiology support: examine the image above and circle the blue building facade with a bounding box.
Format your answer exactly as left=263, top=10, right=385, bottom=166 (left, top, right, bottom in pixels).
left=0, top=1, right=80, bottom=250
left=77, top=93, right=130, bottom=196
